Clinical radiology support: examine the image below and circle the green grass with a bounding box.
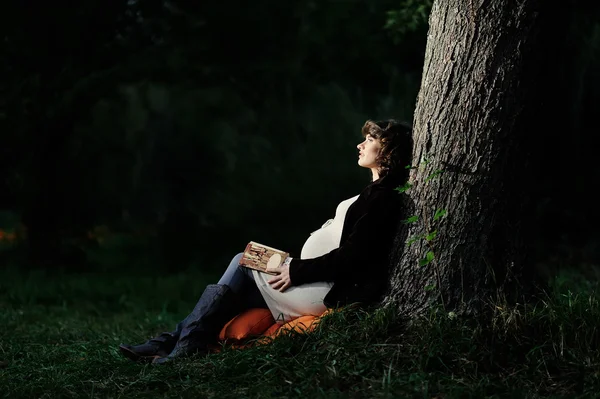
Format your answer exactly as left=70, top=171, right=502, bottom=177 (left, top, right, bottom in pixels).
left=1, top=267, right=600, bottom=398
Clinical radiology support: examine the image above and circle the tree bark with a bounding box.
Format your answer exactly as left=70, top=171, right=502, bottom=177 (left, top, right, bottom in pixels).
left=385, top=0, right=546, bottom=316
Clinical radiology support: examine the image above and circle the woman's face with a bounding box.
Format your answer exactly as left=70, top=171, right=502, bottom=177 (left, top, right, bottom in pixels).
left=357, top=134, right=382, bottom=170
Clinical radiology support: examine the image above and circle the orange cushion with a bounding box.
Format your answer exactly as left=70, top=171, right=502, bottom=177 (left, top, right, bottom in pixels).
left=218, top=308, right=275, bottom=341
left=261, top=323, right=282, bottom=337
left=273, top=315, right=319, bottom=335
left=218, top=308, right=335, bottom=350
left=274, top=309, right=334, bottom=336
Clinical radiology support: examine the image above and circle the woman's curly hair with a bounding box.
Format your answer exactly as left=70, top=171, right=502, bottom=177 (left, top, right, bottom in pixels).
left=361, top=119, right=413, bottom=180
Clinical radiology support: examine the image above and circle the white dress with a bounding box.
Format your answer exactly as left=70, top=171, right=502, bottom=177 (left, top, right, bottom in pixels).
left=252, top=195, right=359, bottom=322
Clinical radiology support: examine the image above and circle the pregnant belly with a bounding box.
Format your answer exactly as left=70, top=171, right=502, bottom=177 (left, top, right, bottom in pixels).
left=300, top=224, right=342, bottom=259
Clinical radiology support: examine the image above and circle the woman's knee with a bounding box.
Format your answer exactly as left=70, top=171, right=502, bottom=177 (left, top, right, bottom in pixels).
left=228, top=252, right=243, bottom=264
left=219, top=252, right=248, bottom=287
left=232, top=252, right=243, bottom=264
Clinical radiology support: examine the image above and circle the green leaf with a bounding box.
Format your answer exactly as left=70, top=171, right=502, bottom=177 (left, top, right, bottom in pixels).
left=424, top=284, right=436, bottom=291
left=424, top=169, right=444, bottom=182
left=394, top=182, right=412, bottom=193
left=406, top=234, right=424, bottom=246
left=419, top=251, right=435, bottom=266
left=425, top=230, right=437, bottom=241
left=433, top=209, right=447, bottom=221
left=403, top=215, right=419, bottom=224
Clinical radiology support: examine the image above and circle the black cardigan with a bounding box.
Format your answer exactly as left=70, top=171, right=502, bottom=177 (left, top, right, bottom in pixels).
left=289, top=172, right=404, bottom=308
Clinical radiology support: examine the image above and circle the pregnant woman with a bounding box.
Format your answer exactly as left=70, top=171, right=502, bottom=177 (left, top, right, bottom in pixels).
left=119, top=119, right=413, bottom=364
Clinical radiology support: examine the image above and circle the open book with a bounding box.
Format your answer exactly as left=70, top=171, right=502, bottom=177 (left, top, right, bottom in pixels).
left=238, top=241, right=289, bottom=275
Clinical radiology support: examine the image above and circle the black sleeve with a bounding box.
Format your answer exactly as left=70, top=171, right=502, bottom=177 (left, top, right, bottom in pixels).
left=289, top=187, right=401, bottom=285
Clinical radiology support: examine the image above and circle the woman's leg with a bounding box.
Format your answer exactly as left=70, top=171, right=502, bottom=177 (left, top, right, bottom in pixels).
left=119, top=252, right=267, bottom=362
left=151, top=254, right=270, bottom=363
left=217, top=253, right=268, bottom=309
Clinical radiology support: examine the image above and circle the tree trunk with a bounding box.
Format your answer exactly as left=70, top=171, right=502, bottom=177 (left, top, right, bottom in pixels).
left=385, top=0, right=546, bottom=316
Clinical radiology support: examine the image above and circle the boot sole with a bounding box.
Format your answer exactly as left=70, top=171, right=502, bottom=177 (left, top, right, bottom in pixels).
left=118, top=345, right=161, bottom=363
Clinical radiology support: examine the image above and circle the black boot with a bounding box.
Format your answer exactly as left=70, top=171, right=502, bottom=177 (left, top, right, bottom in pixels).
left=153, top=284, right=240, bottom=364
left=118, top=290, right=216, bottom=362
left=118, top=330, right=180, bottom=363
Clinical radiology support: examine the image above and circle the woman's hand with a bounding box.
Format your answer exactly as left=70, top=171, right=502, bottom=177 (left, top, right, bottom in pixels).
left=268, top=258, right=292, bottom=292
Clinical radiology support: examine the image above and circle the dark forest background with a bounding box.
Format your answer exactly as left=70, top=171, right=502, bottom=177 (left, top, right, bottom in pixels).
left=1, top=0, right=598, bottom=278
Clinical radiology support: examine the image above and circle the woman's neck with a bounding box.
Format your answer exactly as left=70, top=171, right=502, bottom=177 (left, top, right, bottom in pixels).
left=371, top=168, right=380, bottom=181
